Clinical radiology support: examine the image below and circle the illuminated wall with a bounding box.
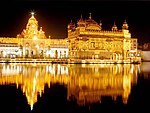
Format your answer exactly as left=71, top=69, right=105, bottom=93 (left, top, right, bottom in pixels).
left=0, top=13, right=68, bottom=59
left=68, top=14, right=140, bottom=62
left=0, top=13, right=140, bottom=62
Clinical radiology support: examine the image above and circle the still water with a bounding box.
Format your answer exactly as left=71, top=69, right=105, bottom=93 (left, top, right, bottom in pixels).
left=0, top=62, right=149, bottom=113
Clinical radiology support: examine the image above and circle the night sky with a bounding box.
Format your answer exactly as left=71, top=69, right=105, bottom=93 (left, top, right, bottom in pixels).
left=0, top=0, right=150, bottom=45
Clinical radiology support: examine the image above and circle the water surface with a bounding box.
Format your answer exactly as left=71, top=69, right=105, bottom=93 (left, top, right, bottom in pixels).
left=0, top=63, right=149, bottom=113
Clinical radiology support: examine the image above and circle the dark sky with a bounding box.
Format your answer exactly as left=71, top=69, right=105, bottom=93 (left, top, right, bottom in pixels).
left=0, top=0, right=150, bottom=45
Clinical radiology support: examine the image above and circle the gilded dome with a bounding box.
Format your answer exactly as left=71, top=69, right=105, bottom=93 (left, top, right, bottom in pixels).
left=85, top=13, right=98, bottom=25
left=86, top=18, right=98, bottom=25
left=28, top=16, right=38, bottom=25
left=19, top=12, right=46, bottom=39
left=85, top=13, right=100, bottom=30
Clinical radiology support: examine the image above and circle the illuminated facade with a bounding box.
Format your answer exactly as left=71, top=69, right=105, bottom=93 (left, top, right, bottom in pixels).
left=0, top=12, right=141, bottom=63
left=0, top=12, right=68, bottom=59
left=0, top=63, right=139, bottom=109
left=68, top=13, right=141, bottom=63
left=0, top=43, right=21, bottom=58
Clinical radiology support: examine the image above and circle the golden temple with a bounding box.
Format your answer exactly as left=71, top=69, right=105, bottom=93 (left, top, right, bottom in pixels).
left=0, top=12, right=141, bottom=63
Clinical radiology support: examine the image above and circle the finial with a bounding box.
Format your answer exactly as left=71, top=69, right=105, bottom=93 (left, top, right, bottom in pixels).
left=124, top=19, right=127, bottom=24
left=31, top=12, right=35, bottom=17
left=122, top=19, right=128, bottom=30
left=78, top=14, right=83, bottom=22
left=89, top=13, right=92, bottom=19
left=80, top=14, right=83, bottom=19
left=112, top=21, right=118, bottom=31
left=99, top=20, right=102, bottom=30
left=40, top=27, right=42, bottom=30
left=99, top=20, right=102, bottom=25
left=114, top=21, right=116, bottom=25
left=30, top=10, right=36, bottom=17
left=99, top=20, right=102, bottom=26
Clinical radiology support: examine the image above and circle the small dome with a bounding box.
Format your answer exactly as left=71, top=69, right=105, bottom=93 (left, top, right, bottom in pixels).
left=68, top=20, right=74, bottom=26
left=85, top=13, right=100, bottom=30
left=68, top=20, right=75, bottom=31
left=122, top=19, right=128, bottom=30
left=78, top=14, right=84, bottom=22
left=28, top=16, right=37, bottom=24
left=86, top=18, right=98, bottom=25
left=112, top=22, right=118, bottom=31
left=86, top=13, right=98, bottom=25
left=77, top=14, right=86, bottom=27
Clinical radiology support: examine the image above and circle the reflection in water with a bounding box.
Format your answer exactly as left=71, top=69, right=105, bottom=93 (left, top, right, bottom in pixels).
left=0, top=63, right=140, bottom=110
left=0, top=63, right=68, bottom=110
left=67, top=64, right=139, bottom=106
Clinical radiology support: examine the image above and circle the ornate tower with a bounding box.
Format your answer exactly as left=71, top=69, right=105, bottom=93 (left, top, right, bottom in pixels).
left=20, top=12, right=46, bottom=39
left=112, top=21, right=118, bottom=31
left=68, top=20, right=75, bottom=32
left=122, top=19, right=129, bottom=30
left=26, top=12, right=38, bottom=35
left=122, top=19, right=131, bottom=38
left=17, top=12, right=47, bottom=58
left=77, top=14, right=86, bottom=32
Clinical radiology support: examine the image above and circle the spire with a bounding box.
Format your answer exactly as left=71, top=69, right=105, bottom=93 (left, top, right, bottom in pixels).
left=19, top=12, right=46, bottom=39
left=113, top=21, right=116, bottom=26
left=122, top=19, right=129, bottom=30
left=89, top=13, right=92, bottom=19
left=68, top=19, right=75, bottom=31
left=80, top=14, right=83, bottom=20
left=68, top=19, right=73, bottom=25
left=124, top=19, right=127, bottom=23
left=78, top=14, right=84, bottom=22
left=99, top=20, right=102, bottom=30
left=77, top=14, right=85, bottom=27
left=112, top=21, right=118, bottom=31
left=99, top=20, right=102, bottom=26
left=69, top=19, right=73, bottom=25
left=40, top=27, right=42, bottom=31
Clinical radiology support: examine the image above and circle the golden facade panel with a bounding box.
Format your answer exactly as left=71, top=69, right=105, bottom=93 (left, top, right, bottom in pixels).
left=68, top=13, right=140, bottom=63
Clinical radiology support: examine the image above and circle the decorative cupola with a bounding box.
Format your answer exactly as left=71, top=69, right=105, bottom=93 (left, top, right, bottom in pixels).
left=85, top=13, right=101, bottom=31
left=86, top=13, right=98, bottom=25
left=122, top=19, right=131, bottom=38
left=26, top=12, right=38, bottom=33
left=18, top=12, right=46, bottom=39
left=112, top=21, right=118, bottom=31
left=68, top=20, right=75, bottom=31
left=77, top=14, right=86, bottom=27
left=122, top=19, right=129, bottom=30
left=78, top=14, right=83, bottom=22
left=39, top=27, right=46, bottom=39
